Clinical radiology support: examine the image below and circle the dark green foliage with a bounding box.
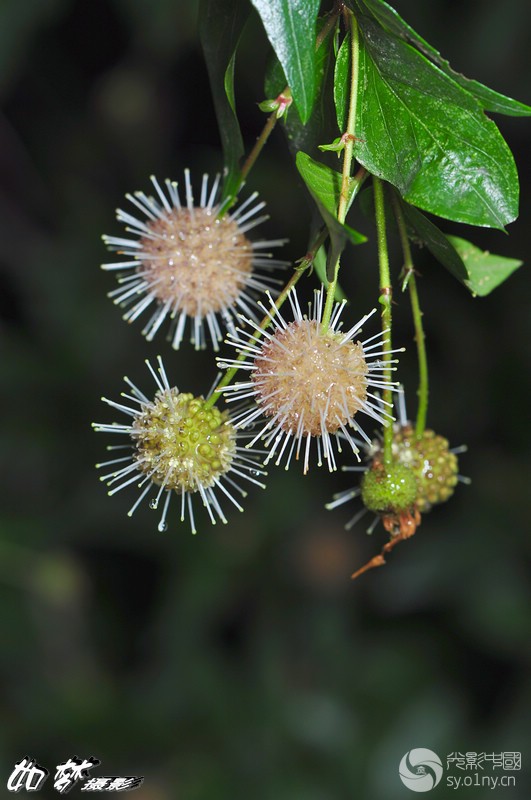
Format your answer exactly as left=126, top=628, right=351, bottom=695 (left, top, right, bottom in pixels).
left=252, top=0, right=528, bottom=290
left=352, top=16, right=520, bottom=229
left=199, top=0, right=249, bottom=199
left=296, top=152, right=366, bottom=280
left=1, top=2, right=530, bottom=796
left=250, top=0, right=321, bottom=122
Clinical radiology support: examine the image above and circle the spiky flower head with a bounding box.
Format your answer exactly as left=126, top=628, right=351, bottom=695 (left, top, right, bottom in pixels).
left=360, top=460, right=417, bottom=514
left=102, top=170, right=287, bottom=350
left=327, top=387, right=467, bottom=532
left=372, top=425, right=459, bottom=512
left=92, top=357, right=266, bottom=533
left=218, top=288, right=402, bottom=474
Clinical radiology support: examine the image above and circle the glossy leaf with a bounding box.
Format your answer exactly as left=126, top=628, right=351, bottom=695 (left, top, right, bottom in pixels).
left=250, top=0, right=320, bottom=123
left=351, top=0, right=531, bottom=117
left=296, top=152, right=366, bottom=280
left=224, top=51, right=238, bottom=115
left=353, top=17, right=519, bottom=229
left=264, top=51, right=286, bottom=99
left=400, top=202, right=468, bottom=284
left=296, top=152, right=365, bottom=231
left=199, top=0, right=249, bottom=200
left=334, top=32, right=350, bottom=131
left=264, top=17, right=335, bottom=155
left=446, top=236, right=523, bottom=296
left=400, top=201, right=522, bottom=295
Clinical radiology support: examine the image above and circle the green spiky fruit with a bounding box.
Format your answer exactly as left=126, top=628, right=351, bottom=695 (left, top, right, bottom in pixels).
left=361, top=461, right=417, bottom=514
left=391, top=426, right=459, bottom=512
left=132, top=391, right=236, bottom=493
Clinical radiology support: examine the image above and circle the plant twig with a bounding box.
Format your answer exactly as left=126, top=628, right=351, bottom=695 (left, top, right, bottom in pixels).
left=373, top=176, right=394, bottom=466
left=220, top=3, right=342, bottom=219
left=392, top=195, right=429, bottom=437
left=321, top=12, right=360, bottom=330
left=204, top=253, right=315, bottom=409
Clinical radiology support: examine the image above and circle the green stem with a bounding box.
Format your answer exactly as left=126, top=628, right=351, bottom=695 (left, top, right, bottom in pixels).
left=373, top=176, right=393, bottom=466
left=239, top=110, right=279, bottom=185
left=220, top=5, right=341, bottom=220
left=321, top=12, right=360, bottom=331
left=317, top=1, right=343, bottom=48
left=391, top=195, right=429, bottom=437
left=295, top=225, right=329, bottom=272
left=217, top=108, right=281, bottom=220
left=207, top=3, right=346, bottom=407
left=204, top=265, right=307, bottom=410
left=408, top=276, right=428, bottom=437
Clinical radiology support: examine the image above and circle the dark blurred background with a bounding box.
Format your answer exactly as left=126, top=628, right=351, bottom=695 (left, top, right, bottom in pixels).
left=1, top=1, right=530, bottom=798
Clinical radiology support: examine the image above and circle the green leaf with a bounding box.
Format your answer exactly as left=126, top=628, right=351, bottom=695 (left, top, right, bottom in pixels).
left=318, top=137, right=345, bottom=156
left=199, top=0, right=249, bottom=200
left=334, top=32, right=350, bottom=131
left=295, top=151, right=365, bottom=228
left=264, top=17, right=335, bottom=155
left=352, top=0, right=531, bottom=117
left=296, top=151, right=366, bottom=280
left=313, top=244, right=347, bottom=300
left=223, top=50, right=238, bottom=115
left=400, top=202, right=468, bottom=284
left=400, top=199, right=523, bottom=295
left=250, top=0, right=320, bottom=123
left=446, top=236, right=523, bottom=296
left=353, top=17, right=519, bottom=229
left=264, top=51, right=286, bottom=100
left=449, top=77, right=531, bottom=119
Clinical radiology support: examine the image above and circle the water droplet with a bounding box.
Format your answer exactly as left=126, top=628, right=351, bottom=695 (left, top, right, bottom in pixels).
left=158, top=521, right=168, bottom=532
left=249, top=469, right=262, bottom=477
left=149, top=499, right=159, bottom=510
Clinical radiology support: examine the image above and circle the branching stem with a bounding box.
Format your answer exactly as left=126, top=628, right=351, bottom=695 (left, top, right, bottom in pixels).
left=373, top=176, right=394, bottom=466
left=392, top=195, right=429, bottom=437
left=321, top=12, right=360, bottom=331
left=220, top=2, right=341, bottom=219
left=239, top=110, right=279, bottom=185
left=203, top=236, right=326, bottom=409
left=207, top=2, right=350, bottom=406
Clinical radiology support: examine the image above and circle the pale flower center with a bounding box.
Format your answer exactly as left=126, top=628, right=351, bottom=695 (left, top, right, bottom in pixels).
left=138, top=208, right=253, bottom=316
left=252, top=320, right=368, bottom=436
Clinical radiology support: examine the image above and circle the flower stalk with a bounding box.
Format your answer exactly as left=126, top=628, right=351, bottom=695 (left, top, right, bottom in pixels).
left=238, top=109, right=280, bottom=186
left=221, top=3, right=342, bottom=218
left=373, top=176, right=394, bottom=466
left=220, top=288, right=393, bottom=474
left=204, top=266, right=305, bottom=409
left=392, top=195, right=429, bottom=438
left=321, top=12, right=360, bottom=331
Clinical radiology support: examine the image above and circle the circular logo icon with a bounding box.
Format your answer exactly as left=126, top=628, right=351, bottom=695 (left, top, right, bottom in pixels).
left=399, top=749, right=443, bottom=792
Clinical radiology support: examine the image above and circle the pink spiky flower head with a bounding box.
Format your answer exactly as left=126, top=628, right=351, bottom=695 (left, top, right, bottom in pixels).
left=92, top=357, right=266, bottom=533
left=102, top=171, right=287, bottom=350
left=218, top=288, right=402, bottom=474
